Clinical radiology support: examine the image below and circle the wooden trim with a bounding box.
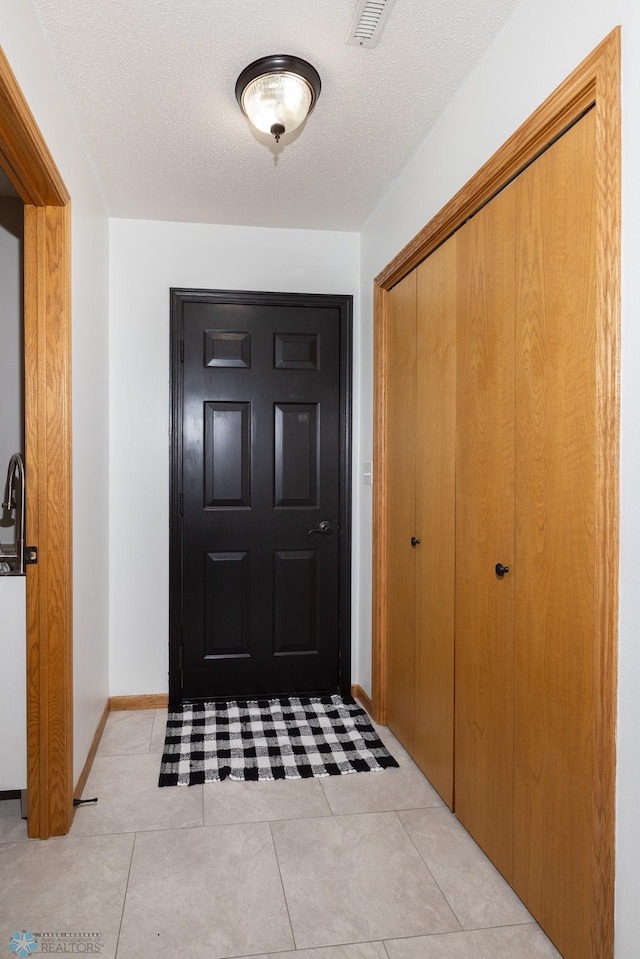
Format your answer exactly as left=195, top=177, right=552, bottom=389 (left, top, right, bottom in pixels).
left=590, top=28, right=620, bottom=959
left=371, top=282, right=388, bottom=726
left=0, top=46, right=74, bottom=839
left=74, top=696, right=168, bottom=803
left=24, top=203, right=73, bottom=839
left=109, top=695, right=170, bottom=711
left=0, top=46, right=69, bottom=206
left=73, top=700, right=109, bottom=802
left=372, top=28, right=620, bottom=959
left=351, top=684, right=374, bottom=718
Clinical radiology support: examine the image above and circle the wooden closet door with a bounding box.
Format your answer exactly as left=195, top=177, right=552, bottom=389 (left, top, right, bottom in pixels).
left=513, top=111, right=596, bottom=959
left=455, top=183, right=516, bottom=883
left=414, top=241, right=456, bottom=808
left=385, top=271, right=417, bottom=751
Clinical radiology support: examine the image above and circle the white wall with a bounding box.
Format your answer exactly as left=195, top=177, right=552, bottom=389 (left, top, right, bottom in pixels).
left=359, top=2, right=640, bottom=955
left=1, top=1, right=110, bottom=781
left=108, top=219, right=360, bottom=696
left=0, top=197, right=25, bottom=792
left=0, top=197, right=23, bottom=484
left=0, top=577, right=26, bottom=789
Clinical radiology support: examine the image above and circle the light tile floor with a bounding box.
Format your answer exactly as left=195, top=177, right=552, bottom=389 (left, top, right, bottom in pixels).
left=0, top=709, right=563, bottom=959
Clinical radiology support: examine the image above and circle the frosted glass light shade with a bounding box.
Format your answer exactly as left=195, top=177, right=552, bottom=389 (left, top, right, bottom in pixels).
left=236, top=56, right=321, bottom=142
left=241, top=72, right=313, bottom=137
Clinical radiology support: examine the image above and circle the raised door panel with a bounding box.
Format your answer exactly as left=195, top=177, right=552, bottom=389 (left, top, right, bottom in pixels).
left=413, top=239, right=456, bottom=808
left=274, top=403, right=319, bottom=508
left=455, top=184, right=516, bottom=883
left=385, top=271, right=417, bottom=752
left=203, top=551, right=250, bottom=656
left=273, top=550, right=319, bottom=654
left=513, top=111, right=596, bottom=959
left=204, top=402, right=251, bottom=507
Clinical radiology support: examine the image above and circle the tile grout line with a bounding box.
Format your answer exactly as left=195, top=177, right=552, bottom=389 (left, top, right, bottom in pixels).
left=146, top=710, right=154, bottom=754
left=65, top=822, right=208, bottom=839
left=317, top=774, right=336, bottom=817
left=392, top=809, right=464, bottom=933
left=152, top=707, right=168, bottom=757
left=380, top=924, right=563, bottom=958
left=79, top=711, right=529, bottom=950
left=113, top=831, right=137, bottom=959
left=268, top=820, right=298, bottom=951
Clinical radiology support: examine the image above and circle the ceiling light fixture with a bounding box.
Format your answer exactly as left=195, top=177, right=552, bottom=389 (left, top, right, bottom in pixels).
left=235, top=55, right=321, bottom=143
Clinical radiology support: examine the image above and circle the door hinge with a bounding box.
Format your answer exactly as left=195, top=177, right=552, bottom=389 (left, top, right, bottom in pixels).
left=24, top=546, right=38, bottom=565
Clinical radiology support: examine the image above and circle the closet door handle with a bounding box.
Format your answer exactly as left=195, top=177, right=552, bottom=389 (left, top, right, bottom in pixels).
left=495, top=563, right=510, bottom=577
left=411, top=537, right=421, bottom=547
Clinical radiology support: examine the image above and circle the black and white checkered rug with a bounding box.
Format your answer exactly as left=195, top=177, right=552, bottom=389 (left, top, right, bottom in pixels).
left=158, top=694, right=399, bottom=786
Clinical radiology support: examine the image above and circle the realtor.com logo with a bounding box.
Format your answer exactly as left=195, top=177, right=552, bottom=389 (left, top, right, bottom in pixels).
left=9, top=932, right=103, bottom=955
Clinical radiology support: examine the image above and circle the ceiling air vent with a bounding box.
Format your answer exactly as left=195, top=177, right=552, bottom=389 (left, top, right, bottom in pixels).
left=345, top=0, right=397, bottom=48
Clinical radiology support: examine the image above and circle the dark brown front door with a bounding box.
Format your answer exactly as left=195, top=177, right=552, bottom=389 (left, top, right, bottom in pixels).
left=170, top=289, right=352, bottom=703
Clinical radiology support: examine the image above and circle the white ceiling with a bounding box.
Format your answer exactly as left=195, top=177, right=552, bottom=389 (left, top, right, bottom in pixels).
left=30, top=0, right=520, bottom=231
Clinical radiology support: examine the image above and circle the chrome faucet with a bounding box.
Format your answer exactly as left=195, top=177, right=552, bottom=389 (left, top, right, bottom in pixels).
left=1, top=452, right=25, bottom=574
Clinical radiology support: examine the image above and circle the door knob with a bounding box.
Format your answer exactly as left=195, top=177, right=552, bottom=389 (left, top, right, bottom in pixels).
left=308, top=520, right=334, bottom=536
left=495, top=563, right=510, bottom=577
left=411, top=537, right=421, bottom=547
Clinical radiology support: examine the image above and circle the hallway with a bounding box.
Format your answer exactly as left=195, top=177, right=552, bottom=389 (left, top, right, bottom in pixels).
left=0, top=709, right=561, bottom=958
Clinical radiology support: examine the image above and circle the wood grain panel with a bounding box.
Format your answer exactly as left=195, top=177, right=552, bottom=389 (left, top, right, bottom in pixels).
left=513, top=112, right=596, bottom=959
left=413, top=241, right=456, bottom=808
left=371, top=29, right=619, bottom=959
left=455, top=184, right=516, bottom=883
left=24, top=203, right=73, bottom=838
left=590, top=32, right=620, bottom=959
left=44, top=203, right=73, bottom=837
left=371, top=283, right=388, bottom=725
left=384, top=271, right=417, bottom=752
left=23, top=204, right=46, bottom=839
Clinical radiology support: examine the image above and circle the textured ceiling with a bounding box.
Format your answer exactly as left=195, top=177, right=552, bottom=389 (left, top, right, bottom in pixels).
left=31, top=0, right=520, bottom=231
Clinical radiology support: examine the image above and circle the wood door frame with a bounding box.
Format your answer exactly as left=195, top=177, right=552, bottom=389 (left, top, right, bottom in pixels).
left=372, top=28, right=620, bottom=959
left=0, top=47, right=73, bottom=838
left=169, top=288, right=353, bottom=705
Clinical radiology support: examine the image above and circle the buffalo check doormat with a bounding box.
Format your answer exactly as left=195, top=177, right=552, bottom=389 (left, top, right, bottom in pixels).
left=158, top=694, right=399, bottom=786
